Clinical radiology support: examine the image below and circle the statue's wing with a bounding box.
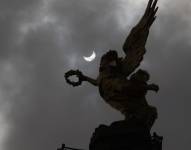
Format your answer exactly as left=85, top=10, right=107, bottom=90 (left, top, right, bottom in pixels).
left=121, top=0, right=158, bottom=76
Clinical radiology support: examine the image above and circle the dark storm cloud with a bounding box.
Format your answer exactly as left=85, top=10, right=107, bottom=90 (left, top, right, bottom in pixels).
left=0, top=0, right=42, bottom=58
left=0, top=0, right=190, bottom=150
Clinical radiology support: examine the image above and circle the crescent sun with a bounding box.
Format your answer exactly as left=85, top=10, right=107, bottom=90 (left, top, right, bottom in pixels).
left=83, top=51, right=96, bottom=62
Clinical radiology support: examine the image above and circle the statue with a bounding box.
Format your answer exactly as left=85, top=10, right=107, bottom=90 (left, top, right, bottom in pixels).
left=65, top=0, right=159, bottom=130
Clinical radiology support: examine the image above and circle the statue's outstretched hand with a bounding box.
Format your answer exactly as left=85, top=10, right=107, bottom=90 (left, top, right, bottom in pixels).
left=65, top=69, right=98, bottom=87
left=75, top=70, right=98, bottom=86
left=75, top=70, right=87, bottom=81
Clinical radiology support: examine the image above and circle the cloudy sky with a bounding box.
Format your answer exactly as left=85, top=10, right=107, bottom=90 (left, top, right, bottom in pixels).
left=0, top=0, right=191, bottom=150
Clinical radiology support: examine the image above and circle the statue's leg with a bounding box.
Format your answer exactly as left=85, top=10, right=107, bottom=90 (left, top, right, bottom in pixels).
left=122, top=105, right=158, bottom=129
left=145, top=106, right=158, bottom=129
left=106, top=96, right=134, bottom=117
left=108, top=96, right=145, bottom=122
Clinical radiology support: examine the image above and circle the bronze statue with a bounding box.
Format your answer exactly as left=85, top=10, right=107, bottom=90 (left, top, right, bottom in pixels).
left=65, top=0, right=159, bottom=130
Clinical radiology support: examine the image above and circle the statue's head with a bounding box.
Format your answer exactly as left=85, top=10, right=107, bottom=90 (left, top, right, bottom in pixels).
left=99, top=50, right=118, bottom=72
left=130, top=69, right=150, bottom=82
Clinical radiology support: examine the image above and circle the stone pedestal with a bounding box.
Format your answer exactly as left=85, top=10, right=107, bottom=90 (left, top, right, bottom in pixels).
left=89, top=120, right=162, bottom=150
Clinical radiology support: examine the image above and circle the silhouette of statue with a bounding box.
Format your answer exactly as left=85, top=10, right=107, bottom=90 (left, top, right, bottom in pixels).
left=65, top=1, right=163, bottom=149
left=65, top=0, right=159, bottom=130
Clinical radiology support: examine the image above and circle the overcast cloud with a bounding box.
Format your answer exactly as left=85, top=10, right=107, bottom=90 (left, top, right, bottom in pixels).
left=0, top=0, right=190, bottom=150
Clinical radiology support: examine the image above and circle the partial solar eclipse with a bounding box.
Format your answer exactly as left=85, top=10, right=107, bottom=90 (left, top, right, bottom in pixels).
left=83, top=51, right=96, bottom=62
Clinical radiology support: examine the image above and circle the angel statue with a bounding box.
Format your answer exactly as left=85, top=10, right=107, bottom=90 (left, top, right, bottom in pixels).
left=65, top=0, right=159, bottom=130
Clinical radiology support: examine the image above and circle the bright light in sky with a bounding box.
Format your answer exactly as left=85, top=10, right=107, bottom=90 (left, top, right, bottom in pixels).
left=83, top=51, right=96, bottom=62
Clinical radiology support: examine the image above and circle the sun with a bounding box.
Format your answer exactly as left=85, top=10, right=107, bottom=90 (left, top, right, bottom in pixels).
left=83, top=51, right=96, bottom=62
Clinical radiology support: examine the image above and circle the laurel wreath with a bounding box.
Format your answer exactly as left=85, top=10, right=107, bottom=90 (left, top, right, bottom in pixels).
left=64, top=70, right=82, bottom=87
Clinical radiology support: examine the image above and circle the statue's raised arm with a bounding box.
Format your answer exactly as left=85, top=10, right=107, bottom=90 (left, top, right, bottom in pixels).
left=121, top=0, right=158, bottom=76
left=64, top=70, right=98, bottom=87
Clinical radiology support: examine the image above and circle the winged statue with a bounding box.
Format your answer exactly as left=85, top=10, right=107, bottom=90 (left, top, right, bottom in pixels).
left=65, top=0, right=159, bottom=130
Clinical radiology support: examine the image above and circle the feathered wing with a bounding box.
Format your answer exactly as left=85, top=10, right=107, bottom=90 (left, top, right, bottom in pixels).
left=121, top=0, right=158, bottom=76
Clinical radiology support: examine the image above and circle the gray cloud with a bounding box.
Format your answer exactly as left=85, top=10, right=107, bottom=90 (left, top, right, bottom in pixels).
left=0, top=0, right=190, bottom=150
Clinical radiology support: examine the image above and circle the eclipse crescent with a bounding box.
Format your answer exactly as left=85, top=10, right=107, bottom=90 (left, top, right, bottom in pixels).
left=83, top=51, right=96, bottom=62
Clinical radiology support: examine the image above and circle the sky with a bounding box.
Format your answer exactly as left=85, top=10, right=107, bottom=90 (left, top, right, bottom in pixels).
left=0, top=0, right=191, bottom=150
